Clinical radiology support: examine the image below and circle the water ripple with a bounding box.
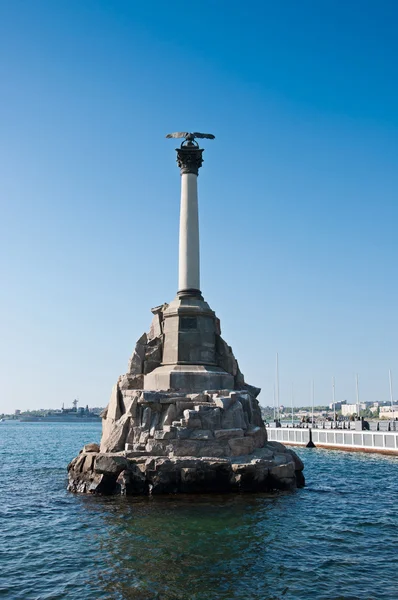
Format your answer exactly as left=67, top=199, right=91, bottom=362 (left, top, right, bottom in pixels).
left=0, top=423, right=397, bottom=599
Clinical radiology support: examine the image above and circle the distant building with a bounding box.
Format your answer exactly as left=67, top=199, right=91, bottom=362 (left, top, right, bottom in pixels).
left=341, top=403, right=366, bottom=416
left=15, top=409, right=21, bottom=415
left=329, top=400, right=347, bottom=411
left=379, top=405, right=398, bottom=419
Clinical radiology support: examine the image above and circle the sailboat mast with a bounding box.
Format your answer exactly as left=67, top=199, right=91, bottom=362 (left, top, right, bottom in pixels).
left=389, top=369, right=394, bottom=412
left=273, top=384, right=276, bottom=422
left=276, top=352, right=280, bottom=422
left=311, top=380, right=314, bottom=425
left=291, top=382, right=294, bottom=426
left=355, top=374, right=360, bottom=417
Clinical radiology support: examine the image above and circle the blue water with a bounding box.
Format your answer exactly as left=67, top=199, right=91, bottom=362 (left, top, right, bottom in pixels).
left=0, top=422, right=397, bottom=600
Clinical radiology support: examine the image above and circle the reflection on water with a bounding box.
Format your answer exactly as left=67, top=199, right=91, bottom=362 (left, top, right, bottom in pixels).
left=84, top=494, right=281, bottom=600
left=0, top=422, right=397, bottom=600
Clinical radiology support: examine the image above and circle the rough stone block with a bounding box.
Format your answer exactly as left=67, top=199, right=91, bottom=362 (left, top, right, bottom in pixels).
left=100, top=413, right=131, bottom=453
left=194, top=403, right=217, bottom=412
left=188, top=393, right=209, bottom=403
left=143, top=342, right=162, bottom=375
left=234, top=367, right=245, bottom=389
left=149, top=413, right=160, bottom=437
left=162, top=404, right=177, bottom=426
left=126, top=426, right=141, bottom=445
left=180, top=467, right=198, bottom=483
left=119, top=374, right=144, bottom=390
left=214, top=428, right=244, bottom=439
left=269, top=462, right=295, bottom=479
left=214, top=395, right=237, bottom=411
left=83, top=443, right=100, bottom=453
left=183, top=409, right=197, bottom=420
left=190, top=429, right=214, bottom=440
left=273, top=453, right=293, bottom=465
left=231, top=462, right=253, bottom=474
left=176, top=427, right=192, bottom=439
left=148, top=313, right=162, bottom=341
left=182, top=410, right=202, bottom=429
left=221, top=401, right=245, bottom=430
left=245, top=426, right=267, bottom=447
left=200, top=407, right=221, bottom=430
left=117, top=462, right=148, bottom=494
left=215, top=335, right=238, bottom=376
left=141, top=391, right=169, bottom=403
left=94, top=454, right=128, bottom=475
left=162, top=425, right=176, bottom=433
left=123, top=395, right=140, bottom=418
left=238, top=394, right=252, bottom=420
left=132, top=443, right=145, bottom=452
left=159, top=397, right=180, bottom=404
left=250, top=447, right=275, bottom=460
left=196, top=441, right=230, bottom=458
left=228, top=436, right=255, bottom=456
left=139, top=432, right=150, bottom=444
left=206, top=389, right=233, bottom=397
left=80, top=453, right=95, bottom=473
left=145, top=439, right=168, bottom=456
left=107, top=384, right=122, bottom=422
left=266, top=441, right=289, bottom=454
left=148, top=304, right=167, bottom=340
left=242, top=383, right=261, bottom=398
left=167, top=440, right=200, bottom=457
left=141, top=406, right=152, bottom=430
left=286, top=449, right=304, bottom=471
left=127, top=333, right=147, bottom=374
left=154, top=429, right=176, bottom=440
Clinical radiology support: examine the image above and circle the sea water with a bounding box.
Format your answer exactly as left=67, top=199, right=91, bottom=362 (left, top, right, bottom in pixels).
left=0, top=421, right=397, bottom=600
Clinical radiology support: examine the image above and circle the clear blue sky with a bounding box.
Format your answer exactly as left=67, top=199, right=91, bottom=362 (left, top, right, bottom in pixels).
left=1, top=1, right=397, bottom=413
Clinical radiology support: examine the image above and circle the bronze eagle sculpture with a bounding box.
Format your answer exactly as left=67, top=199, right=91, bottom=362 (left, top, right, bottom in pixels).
left=166, top=132, right=215, bottom=141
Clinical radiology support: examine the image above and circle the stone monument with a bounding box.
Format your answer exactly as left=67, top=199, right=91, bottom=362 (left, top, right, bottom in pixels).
left=68, top=132, right=304, bottom=495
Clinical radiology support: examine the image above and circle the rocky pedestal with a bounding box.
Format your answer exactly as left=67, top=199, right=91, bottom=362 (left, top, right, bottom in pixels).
left=67, top=304, right=305, bottom=495
left=68, top=390, right=304, bottom=494
left=68, top=442, right=304, bottom=496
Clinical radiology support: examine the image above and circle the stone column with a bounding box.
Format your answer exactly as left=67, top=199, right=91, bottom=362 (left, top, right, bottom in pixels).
left=143, top=140, right=235, bottom=392
left=176, top=144, right=204, bottom=298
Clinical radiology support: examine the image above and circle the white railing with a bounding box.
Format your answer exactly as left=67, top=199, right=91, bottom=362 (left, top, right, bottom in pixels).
left=267, top=426, right=398, bottom=453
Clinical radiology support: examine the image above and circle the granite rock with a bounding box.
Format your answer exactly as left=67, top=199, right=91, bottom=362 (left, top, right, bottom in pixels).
left=83, top=443, right=100, bottom=453
left=127, top=333, right=147, bottom=374
left=100, top=413, right=131, bottom=453
left=68, top=445, right=304, bottom=495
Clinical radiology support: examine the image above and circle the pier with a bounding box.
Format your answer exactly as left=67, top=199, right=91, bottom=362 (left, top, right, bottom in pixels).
left=267, top=425, right=398, bottom=455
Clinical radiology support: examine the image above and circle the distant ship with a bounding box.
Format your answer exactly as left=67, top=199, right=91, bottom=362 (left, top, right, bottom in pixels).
left=19, top=400, right=101, bottom=423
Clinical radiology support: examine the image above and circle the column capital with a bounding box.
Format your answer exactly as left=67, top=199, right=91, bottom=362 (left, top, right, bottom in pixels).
left=176, top=146, right=204, bottom=176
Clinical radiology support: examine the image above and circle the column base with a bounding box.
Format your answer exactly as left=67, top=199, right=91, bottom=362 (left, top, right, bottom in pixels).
left=143, top=364, right=234, bottom=393
left=177, top=288, right=203, bottom=299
